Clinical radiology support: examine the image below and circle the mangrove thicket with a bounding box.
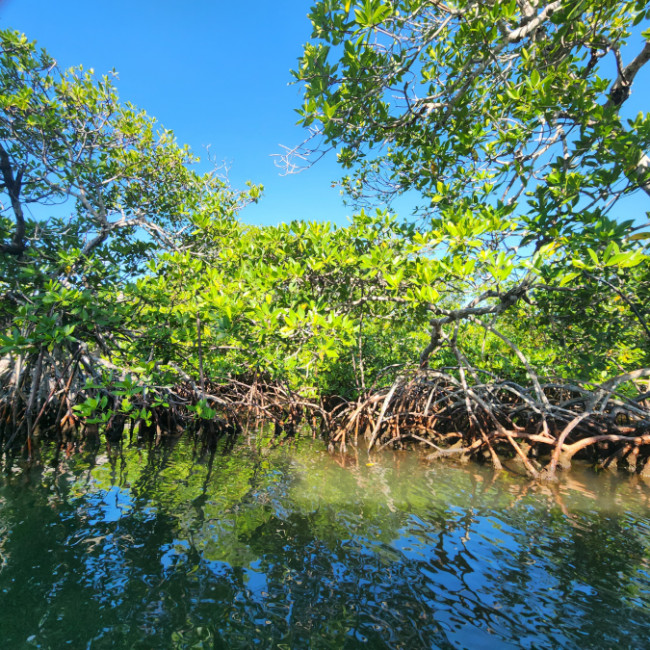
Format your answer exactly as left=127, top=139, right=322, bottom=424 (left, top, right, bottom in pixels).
left=1, top=0, right=650, bottom=478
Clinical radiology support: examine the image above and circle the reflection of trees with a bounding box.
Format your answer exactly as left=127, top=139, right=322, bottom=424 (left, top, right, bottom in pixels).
left=1, top=443, right=650, bottom=647
left=429, top=469, right=650, bottom=648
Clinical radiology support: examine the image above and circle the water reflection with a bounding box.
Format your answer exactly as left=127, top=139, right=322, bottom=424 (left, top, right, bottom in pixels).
left=1, top=440, right=650, bottom=648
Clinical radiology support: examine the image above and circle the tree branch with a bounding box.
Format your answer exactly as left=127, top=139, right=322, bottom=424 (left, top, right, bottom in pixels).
left=606, top=41, right=650, bottom=109
left=0, top=144, right=26, bottom=255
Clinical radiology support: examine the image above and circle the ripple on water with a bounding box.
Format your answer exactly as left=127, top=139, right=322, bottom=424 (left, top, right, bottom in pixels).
left=2, top=441, right=650, bottom=648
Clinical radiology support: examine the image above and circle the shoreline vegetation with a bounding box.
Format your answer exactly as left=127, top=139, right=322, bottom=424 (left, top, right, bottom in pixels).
left=1, top=359, right=649, bottom=481
left=2, top=0, right=650, bottom=482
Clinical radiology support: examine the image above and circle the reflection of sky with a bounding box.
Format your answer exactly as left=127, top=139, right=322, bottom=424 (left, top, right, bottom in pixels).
left=2, top=443, right=650, bottom=648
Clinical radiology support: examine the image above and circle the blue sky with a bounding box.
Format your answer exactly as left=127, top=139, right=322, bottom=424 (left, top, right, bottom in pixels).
left=1, top=0, right=648, bottom=229
left=0, top=0, right=364, bottom=226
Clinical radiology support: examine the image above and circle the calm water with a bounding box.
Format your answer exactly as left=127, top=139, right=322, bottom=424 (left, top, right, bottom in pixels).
left=1, top=438, right=650, bottom=649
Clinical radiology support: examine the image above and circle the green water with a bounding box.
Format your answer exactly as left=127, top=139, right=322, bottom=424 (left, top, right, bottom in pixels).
left=1, top=438, right=650, bottom=649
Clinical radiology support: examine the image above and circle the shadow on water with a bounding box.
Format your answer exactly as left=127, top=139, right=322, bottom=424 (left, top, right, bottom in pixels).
left=2, top=437, right=650, bottom=649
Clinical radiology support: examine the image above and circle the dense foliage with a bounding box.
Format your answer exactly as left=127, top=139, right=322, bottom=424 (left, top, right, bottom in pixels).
left=1, top=1, right=650, bottom=472
left=288, top=0, right=650, bottom=376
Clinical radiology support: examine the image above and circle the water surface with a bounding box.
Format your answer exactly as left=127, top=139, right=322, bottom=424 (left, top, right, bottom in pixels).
left=1, top=438, right=650, bottom=648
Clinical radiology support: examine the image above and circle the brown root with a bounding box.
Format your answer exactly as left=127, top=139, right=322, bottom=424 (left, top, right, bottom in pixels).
left=329, top=367, right=650, bottom=479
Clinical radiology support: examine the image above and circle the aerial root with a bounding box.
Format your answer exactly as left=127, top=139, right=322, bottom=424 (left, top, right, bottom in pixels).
left=330, top=367, right=650, bottom=479
left=2, top=352, right=649, bottom=479
left=0, top=355, right=328, bottom=461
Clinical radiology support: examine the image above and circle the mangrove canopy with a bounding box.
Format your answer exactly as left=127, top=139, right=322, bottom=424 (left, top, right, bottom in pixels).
left=1, top=0, right=650, bottom=478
